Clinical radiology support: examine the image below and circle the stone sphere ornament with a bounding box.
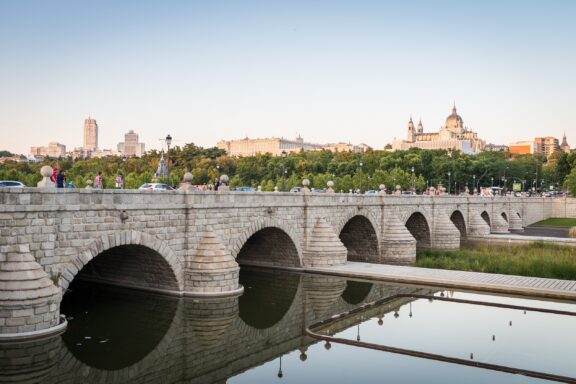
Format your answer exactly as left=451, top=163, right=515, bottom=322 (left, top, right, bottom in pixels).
left=183, top=172, right=193, bottom=183
left=40, top=165, right=53, bottom=177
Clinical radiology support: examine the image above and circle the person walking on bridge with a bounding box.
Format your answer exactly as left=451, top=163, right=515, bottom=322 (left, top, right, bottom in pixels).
left=56, top=169, right=66, bottom=189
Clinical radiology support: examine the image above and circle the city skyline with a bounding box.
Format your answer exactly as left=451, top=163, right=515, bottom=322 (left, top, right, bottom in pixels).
left=1, top=0, right=575, bottom=155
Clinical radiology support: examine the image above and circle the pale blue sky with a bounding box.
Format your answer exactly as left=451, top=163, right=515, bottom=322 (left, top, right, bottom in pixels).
left=1, top=0, right=575, bottom=155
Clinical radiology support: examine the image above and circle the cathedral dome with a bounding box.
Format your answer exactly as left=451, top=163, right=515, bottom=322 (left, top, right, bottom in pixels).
left=445, top=104, right=464, bottom=130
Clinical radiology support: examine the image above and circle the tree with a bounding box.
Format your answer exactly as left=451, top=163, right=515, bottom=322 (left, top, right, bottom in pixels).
left=564, top=166, right=576, bottom=194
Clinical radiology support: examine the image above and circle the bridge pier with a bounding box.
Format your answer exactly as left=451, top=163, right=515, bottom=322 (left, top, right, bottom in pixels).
left=430, top=213, right=461, bottom=250
left=303, top=219, right=347, bottom=267
left=491, top=213, right=510, bottom=234
left=508, top=211, right=524, bottom=232
left=468, top=210, right=491, bottom=236
left=184, top=228, right=243, bottom=297
left=0, top=245, right=64, bottom=339
left=381, top=215, right=416, bottom=265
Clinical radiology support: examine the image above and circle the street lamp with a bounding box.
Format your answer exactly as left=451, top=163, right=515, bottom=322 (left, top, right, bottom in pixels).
left=411, top=167, right=415, bottom=192
left=359, top=161, right=363, bottom=193
left=165, top=134, right=172, bottom=183
left=491, top=177, right=494, bottom=187
left=281, top=150, right=287, bottom=192
left=447, top=171, right=451, bottom=195
left=472, top=175, right=476, bottom=194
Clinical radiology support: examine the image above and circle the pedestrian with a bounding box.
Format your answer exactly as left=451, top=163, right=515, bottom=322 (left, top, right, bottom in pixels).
left=115, top=173, right=124, bottom=189
left=56, top=169, right=66, bottom=188
left=94, top=171, right=103, bottom=189
left=50, top=167, right=59, bottom=184
left=214, top=178, right=220, bottom=191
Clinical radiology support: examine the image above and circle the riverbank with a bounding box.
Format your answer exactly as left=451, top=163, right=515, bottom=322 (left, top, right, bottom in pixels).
left=416, top=242, right=576, bottom=280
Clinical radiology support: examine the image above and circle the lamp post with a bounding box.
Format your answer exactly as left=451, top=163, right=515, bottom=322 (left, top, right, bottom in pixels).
left=447, top=171, right=451, bottom=195
left=165, top=134, right=172, bottom=184
left=411, top=167, right=415, bottom=192
left=277, top=356, right=283, bottom=378
left=472, top=174, right=476, bottom=194
left=281, top=150, right=287, bottom=192
left=359, top=161, right=363, bottom=193
left=491, top=177, right=494, bottom=187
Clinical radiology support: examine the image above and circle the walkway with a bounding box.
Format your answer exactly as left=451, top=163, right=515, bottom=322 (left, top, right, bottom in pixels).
left=307, top=262, right=576, bottom=300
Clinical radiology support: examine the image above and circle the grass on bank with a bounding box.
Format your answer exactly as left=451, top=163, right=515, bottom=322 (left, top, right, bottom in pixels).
left=416, top=242, right=576, bottom=280
left=531, top=218, right=576, bottom=227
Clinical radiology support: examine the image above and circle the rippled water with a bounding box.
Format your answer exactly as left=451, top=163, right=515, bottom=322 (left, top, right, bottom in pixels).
left=1, top=268, right=575, bottom=384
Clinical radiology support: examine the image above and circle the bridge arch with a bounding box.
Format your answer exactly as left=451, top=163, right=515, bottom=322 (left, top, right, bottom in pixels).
left=481, top=211, right=491, bottom=227
left=450, top=210, right=467, bottom=239
left=234, top=220, right=302, bottom=267
left=404, top=212, right=431, bottom=250
left=501, top=212, right=508, bottom=223
left=336, top=212, right=380, bottom=262
left=63, top=231, right=183, bottom=292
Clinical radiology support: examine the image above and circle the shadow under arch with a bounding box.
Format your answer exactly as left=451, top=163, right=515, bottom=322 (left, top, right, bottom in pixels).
left=63, top=230, right=183, bottom=292
left=339, top=215, right=379, bottom=262
left=60, top=281, right=179, bottom=371
left=405, top=212, right=431, bottom=250
left=450, top=210, right=467, bottom=239
left=481, top=211, right=491, bottom=227
left=341, top=280, right=373, bottom=305
left=501, top=212, right=508, bottom=222
left=238, top=268, right=300, bottom=330
left=236, top=227, right=301, bottom=268
left=73, top=244, right=180, bottom=293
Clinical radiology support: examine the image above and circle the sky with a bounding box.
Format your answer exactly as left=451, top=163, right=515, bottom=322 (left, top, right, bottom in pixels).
left=1, top=0, right=575, bottom=155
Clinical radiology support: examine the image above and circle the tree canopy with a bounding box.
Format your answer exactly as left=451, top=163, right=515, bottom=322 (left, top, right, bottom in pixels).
left=0, top=145, right=573, bottom=193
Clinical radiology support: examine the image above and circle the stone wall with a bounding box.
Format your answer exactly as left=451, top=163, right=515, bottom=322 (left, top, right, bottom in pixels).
left=1, top=188, right=574, bottom=336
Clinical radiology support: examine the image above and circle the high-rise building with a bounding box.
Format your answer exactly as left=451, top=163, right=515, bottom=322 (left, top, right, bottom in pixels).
left=534, top=137, right=560, bottom=158
left=30, top=142, right=66, bottom=158
left=509, top=141, right=538, bottom=155
left=83, top=118, right=98, bottom=152
left=117, top=130, right=145, bottom=157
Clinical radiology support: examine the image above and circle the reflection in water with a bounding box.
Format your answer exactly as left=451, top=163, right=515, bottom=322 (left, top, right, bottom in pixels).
left=184, top=296, right=239, bottom=347
left=302, top=275, right=347, bottom=319
left=238, top=268, right=300, bottom=329
left=60, top=280, right=178, bottom=370
left=341, top=280, right=373, bottom=305
left=2, top=270, right=574, bottom=384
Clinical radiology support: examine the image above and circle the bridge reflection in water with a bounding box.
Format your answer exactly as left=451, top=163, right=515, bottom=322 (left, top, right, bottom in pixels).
left=0, top=269, right=433, bottom=384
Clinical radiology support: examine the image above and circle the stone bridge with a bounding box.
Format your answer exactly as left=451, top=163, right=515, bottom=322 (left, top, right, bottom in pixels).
left=0, top=188, right=575, bottom=337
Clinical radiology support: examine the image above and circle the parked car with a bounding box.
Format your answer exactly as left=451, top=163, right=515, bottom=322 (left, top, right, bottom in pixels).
left=0, top=180, right=25, bottom=188
left=235, top=186, right=256, bottom=192
left=364, top=190, right=378, bottom=195
left=290, top=187, right=302, bottom=193
left=138, top=183, right=174, bottom=191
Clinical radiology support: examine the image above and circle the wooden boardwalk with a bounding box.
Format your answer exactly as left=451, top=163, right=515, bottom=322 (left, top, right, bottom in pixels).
left=307, top=262, right=576, bottom=300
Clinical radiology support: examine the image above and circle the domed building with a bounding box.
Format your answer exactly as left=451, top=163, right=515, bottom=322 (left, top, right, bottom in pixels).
left=392, top=104, right=486, bottom=154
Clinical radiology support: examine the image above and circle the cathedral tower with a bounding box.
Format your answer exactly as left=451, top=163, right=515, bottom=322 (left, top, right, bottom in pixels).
left=407, top=117, right=415, bottom=142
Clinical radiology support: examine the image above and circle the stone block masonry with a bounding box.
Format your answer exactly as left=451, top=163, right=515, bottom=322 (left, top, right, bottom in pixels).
left=0, top=187, right=573, bottom=337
